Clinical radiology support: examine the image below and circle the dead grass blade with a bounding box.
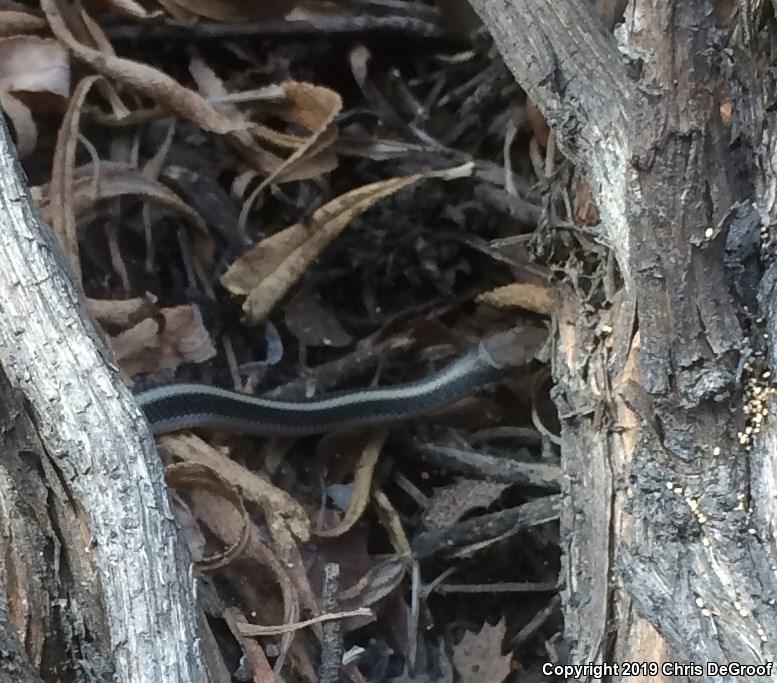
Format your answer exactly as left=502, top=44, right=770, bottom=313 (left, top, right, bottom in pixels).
left=48, top=75, right=102, bottom=282
left=69, top=169, right=209, bottom=233
left=373, top=488, right=412, bottom=556
left=339, top=557, right=407, bottom=611
left=315, top=432, right=387, bottom=538
left=238, top=609, right=373, bottom=637
left=101, top=0, right=163, bottom=21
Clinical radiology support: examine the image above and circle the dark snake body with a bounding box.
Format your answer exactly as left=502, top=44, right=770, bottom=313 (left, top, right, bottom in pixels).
left=136, top=328, right=545, bottom=436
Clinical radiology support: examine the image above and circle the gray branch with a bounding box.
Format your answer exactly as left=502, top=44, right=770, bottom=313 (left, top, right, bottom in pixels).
left=0, top=120, right=204, bottom=680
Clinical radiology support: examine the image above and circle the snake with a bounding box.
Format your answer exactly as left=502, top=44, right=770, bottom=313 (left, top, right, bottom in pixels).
left=135, top=326, right=545, bottom=436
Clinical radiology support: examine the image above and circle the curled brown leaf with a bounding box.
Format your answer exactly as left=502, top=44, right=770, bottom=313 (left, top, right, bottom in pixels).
left=112, top=305, right=216, bottom=377
left=166, top=462, right=251, bottom=571
left=238, top=81, right=342, bottom=229
left=159, top=433, right=311, bottom=542
left=87, top=295, right=157, bottom=328
left=41, top=0, right=246, bottom=134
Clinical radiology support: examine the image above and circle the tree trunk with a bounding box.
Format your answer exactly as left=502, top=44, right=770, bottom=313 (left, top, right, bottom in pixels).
left=0, top=121, right=204, bottom=682
left=465, top=0, right=777, bottom=678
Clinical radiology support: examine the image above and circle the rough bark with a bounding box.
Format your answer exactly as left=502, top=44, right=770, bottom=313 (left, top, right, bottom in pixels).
left=0, top=121, right=204, bottom=681
left=466, top=0, right=777, bottom=678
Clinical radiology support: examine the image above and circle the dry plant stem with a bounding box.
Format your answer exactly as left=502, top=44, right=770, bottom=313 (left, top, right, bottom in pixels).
left=402, top=439, right=560, bottom=487
left=104, top=16, right=449, bottom=42
left=431, top=581, right=558, bottom=594
left=317, top=563, right=344, bottom=683
left=408, top=560, right=421, bottom=670
left=510, top=594, right=561, bottom=650
left=410, top=495, right=560, bottom=559
left=0, top=120, right=204, bottom=681
left=223, top=608, right=276, bottom=682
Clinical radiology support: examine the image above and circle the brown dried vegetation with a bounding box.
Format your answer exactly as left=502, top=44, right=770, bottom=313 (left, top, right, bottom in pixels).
left=0, top=0, right=593, bottom=679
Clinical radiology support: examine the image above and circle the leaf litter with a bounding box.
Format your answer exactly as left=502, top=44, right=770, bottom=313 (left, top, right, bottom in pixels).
left=7, top=1, right=570, bottom=680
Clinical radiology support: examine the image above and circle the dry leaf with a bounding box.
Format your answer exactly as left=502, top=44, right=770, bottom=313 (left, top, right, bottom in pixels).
left=189, top=55, right=236, bottom=111
left=170, top=491, right=207, bottom=560
left=70, top=5, right=130, bottom=119
left=190, top=67, right=341, bottom=195
left=87, top=295, right=156, bottom=328
left=185, top=58, right=293, bottom=178
left=228, top=527, right=302, bottom=672
left=41, top=0, right=246, bottom=134
left=336, top=135, right=430, bottom=161
left=452, top=619, right=512, bottom=683
left=0, top=35, right=67, bottom=158
left=158, top=435, right=317, bottom=636
left=221, top=163, right=474, bottom=325
left=250, top=81, right=342, bottom=187
left=112, top=305, right=217, bottom=377
left=77, top=5, right=116, bottom=56
left=0, top=35, right=69, bottom=97
left=159, top=433, right=311, bottom=542
left=159, top=428, right=319, bottom=637
left=477, top=282, right=552, bottom=315
left=166, top=462, right=250, bottom=571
